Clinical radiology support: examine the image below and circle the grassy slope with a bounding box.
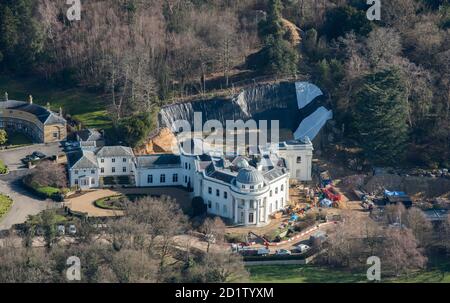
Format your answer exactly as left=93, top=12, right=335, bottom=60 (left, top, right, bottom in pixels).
left=0, top=75, right=111, bottom=129
left=248, top=263, right=450, bottom=283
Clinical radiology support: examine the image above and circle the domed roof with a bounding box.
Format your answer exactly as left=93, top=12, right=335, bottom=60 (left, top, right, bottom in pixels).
left=236, top=167, right=265, bottom=185
left=235, top=158, right=250, bottom=168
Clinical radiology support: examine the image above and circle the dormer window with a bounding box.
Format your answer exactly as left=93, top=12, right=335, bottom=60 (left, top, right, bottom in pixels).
left=297, top=156, right=302, bottom=163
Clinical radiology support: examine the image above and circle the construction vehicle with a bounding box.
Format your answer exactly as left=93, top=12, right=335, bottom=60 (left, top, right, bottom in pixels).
left=322, top=186, right=342, bottom=202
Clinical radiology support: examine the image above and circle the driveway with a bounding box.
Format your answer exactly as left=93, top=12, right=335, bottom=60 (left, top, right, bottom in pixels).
left=65, top=189, right=125, bottom=217
left=0, top=142, right=63, bottom=171
left=0, top=179, right=54, bottom=231
left=65, top=187, right=192, bottom=217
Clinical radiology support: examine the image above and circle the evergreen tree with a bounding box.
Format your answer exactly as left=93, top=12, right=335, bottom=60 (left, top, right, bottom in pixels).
left=0, top=0, right=44, bottom=72
left=353, top=69, right=409, bottom=164
left=257, top=0, right=299, bottom=76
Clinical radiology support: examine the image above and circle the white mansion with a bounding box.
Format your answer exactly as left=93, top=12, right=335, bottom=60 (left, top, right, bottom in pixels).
left=67, top=138, right=313, bottom=226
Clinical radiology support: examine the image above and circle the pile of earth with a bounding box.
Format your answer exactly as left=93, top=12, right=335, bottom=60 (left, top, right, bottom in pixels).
left=364, top=174, right=450, bottom=199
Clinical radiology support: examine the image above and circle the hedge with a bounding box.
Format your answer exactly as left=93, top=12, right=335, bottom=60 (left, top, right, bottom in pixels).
left=22, top=180, right=65, bottom=202
left=94, top=196, right=125, bottom=210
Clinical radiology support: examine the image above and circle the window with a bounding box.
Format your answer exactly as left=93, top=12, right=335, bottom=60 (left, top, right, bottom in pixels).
left=185, top=163, right=188, bottom=169
left=275, top=187, right=278, bottom=194
left=91, top=179, right=95, bottom=185
left=101, top=168, right=104, bottom=173
left=101, top=158, right=104, bottom=163
left=185, top=176, right=188, bottom=183
left=53, top=132, right=58, bottom=138
left=223, top=205, right=227, bottom=215
left=122, top=167, right=127, bottom=173
left=189, top=163, right=191, bottom=170
left=112, top=158, right=116, bottom=163
left=275, top=200, right=278, bottom=209
left=216, top=189, right=220, bottom=197
left=281, top=184, right=284, bottom=191
left=216, top=203, right=219, bottom=212
left=296, top=156, right=302, bottom=163
left=160, top=174, right=166, bottom=183
left=249, top=213, right=254, bottom=223
left=74, top=170, right=78, bottom=175
left=123, top=158, right=127, bottom=162
left=281, top=197, right=284, bottom=206
left=242, top=184, right=245, bottom=189
left=112, top=167, right=116, bottom=173
left=269, top=190, right=272, bottom=197
left=224, top=192, right=228, bottom=199
left=208, top=201, right=212, bottom=209
left=250, top=200, right=255, bottom=209
left=250, top=185, right=254, bottom=190
left=148, top=175, right=153, bottom=183
left=75, top=179, right=79, bottom=185
left=208, top=187, right=212, bottom=194
left=173, top=174, right=178, bottom=183
left=91, top=170, right=95, bottom=174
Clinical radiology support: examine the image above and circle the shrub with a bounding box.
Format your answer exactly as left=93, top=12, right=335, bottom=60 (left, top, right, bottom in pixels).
left=0, top=194, right=13, bottom=219
left=0, top=159, right=8, bottom=174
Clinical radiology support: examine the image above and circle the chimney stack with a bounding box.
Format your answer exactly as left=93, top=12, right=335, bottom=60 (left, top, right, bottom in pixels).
left=59, top=107, right=63, bottom=117
left=46, top=102, right=51, bottom=110
left=29, top=95, right=33, bottom=104
left=4, top=92, right=8, bottom=101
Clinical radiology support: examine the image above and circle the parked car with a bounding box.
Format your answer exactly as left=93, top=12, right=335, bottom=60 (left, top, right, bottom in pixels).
left=257, top=248, right=270, bottom=256
left=68, top=224, right=77, bottom=235
left=57, top=225, right=65, bottom=235
left=32, top=151, right=46, bottom=159
left=275, top=249, right=292, bottom=256
left=21, top=155, right=40, bottom=164
left=294, top=244, right=310, bottom=253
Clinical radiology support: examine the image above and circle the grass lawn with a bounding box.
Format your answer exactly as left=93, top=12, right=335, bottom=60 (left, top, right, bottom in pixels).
left=0, top=75, right=111, bottom=130
left=248, top=265, right=366, bottom=283
left=0, top=194, right=13, bottom=220
left=248, top=262, right=450, bottom=283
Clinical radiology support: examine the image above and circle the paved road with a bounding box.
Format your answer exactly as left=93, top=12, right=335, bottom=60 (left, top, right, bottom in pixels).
left=0, top=178, right=54, bottom=231
left=0, top=142, right=63, bottom=171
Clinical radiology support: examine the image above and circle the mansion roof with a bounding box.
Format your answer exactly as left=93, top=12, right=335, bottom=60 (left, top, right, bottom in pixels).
left=96, top=146, right=134, bottom=158
left=0, top=100, right=66, bottom=125
left=67, top=149, right=98, bottom=169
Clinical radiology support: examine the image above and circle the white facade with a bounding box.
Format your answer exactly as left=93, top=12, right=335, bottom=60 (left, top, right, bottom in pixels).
left=67, top=138, right=313, bottom=227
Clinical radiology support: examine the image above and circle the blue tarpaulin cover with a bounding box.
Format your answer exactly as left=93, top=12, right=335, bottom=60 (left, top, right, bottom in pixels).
left=384, top=190, right=407, bottom=197
left=295, top=82, right=323, bottom=109
left=290, top=214, right=299, bottom=221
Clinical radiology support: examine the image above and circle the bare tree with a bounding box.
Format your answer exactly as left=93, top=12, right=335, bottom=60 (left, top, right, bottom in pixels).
left=404, top=208, right=433, bottom=247
left=382, top=228, right=427, bottom=276
left=200, top=217, right=226, bottom=253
